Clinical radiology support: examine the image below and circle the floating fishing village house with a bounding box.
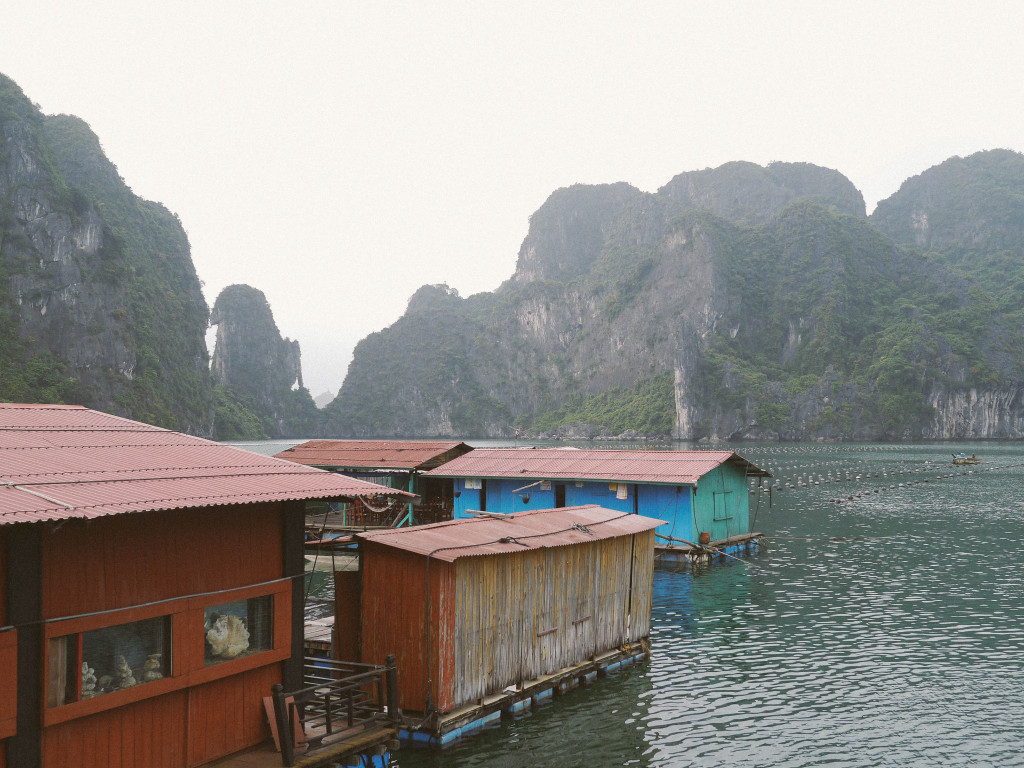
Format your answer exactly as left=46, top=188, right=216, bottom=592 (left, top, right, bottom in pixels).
left=274, top=440, right=471, bottom=528
left=0, top=403, right=413, bottom=768
left=425, top=448, right=771, bottom=561
left=338, top=505, right=663, bottom=747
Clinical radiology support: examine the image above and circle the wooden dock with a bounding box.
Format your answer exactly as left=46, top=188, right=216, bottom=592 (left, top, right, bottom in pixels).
left=206, top=725, right=396, bottom=768
left=655, top=531, right=765, bottom=564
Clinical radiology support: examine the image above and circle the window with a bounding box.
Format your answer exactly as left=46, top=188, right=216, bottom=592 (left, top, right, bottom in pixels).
left=204, top=596, right=273, bottom=666
left=713, top=491, right=733, bottom=520
left=48, top=616, right=171, bottom=707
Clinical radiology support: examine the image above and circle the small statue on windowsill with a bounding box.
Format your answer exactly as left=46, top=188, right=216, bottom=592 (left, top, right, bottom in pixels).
left=142, top=653, right=164, bottom=682
left=115, top=654, right=137, bottom=688
left=81, top=661, right=98, bottom=698
left=206, top=613, right=250, bottom=659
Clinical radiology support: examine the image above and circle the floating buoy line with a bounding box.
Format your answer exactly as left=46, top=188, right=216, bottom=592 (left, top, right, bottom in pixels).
left=738, top=446, right=1024, bottom=506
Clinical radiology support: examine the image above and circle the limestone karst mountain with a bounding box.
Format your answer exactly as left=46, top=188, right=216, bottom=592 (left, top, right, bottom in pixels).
left=0, top=73, right=314, bottom=440
left=0, top=73, right=213, bottom=433
left=209, top=284, right=320, bottom=438
left=326, top=153, right=1024, bottom=441
left=4, top=69, right=1023, bottom=441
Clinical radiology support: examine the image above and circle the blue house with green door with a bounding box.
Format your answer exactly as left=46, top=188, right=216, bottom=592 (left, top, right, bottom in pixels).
left=424, top=448, right=771, bottom=561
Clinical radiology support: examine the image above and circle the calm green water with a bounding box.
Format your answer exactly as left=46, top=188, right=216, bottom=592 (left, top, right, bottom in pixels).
left=393, top=442, right=1024, bottom=767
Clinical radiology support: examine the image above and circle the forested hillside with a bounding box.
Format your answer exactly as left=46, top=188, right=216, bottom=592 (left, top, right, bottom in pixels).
left=5, top=70, right=1022, bottom=442
left=0, top=74, right=215, bottom=432
left=209, top=284, right=321, bottom=439
left=326, top=153, right=1024, bottom=441
left=0, top=73, right=304, bottom=439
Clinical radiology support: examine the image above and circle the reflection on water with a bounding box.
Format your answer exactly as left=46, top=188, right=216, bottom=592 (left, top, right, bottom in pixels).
left=299, top=442, right=1024, bottom=768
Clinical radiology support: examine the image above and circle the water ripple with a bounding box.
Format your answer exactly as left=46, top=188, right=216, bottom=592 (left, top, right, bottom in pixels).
left=395, top=444, right=1024, bottom=767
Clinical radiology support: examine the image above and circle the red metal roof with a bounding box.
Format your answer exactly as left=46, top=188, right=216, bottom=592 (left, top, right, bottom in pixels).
left=424, top=447, right=769, bottom=484
left=355, top=505, right=663, bottom=562
left=0, top=404, right=413, bottom=526
left=274, top=440, right=472, bottom=471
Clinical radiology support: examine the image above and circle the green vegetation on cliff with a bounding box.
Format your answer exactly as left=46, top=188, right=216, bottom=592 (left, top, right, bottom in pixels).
left=209, top=284, right=321, bottom=439
left=527, top=373, right=675, bottom=436
left=330, top=152, right=1024, bottom=441
left=41, top=115, right=214, bottom=431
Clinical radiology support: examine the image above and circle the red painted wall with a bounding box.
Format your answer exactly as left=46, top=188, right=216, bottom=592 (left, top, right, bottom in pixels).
left=37, top=503, right=289, bottom=767
left=359, top=543, right=455, bottom=713
left=42, top=504, right=282, bottom=619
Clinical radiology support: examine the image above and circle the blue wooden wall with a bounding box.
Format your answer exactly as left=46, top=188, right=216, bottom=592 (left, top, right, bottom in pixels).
left=451, top=461, right=754, bottom=545
left=453, top=477, right=698, bottom=544
left=691, top=461, right=750, bottom=541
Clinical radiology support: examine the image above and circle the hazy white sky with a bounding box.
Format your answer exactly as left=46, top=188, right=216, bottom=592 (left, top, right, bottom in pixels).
left=3, top=1, right=1023, bottom=397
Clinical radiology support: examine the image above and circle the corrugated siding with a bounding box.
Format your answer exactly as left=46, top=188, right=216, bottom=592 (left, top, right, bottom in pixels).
left=38, top=665, right=279, bottom=768
left=0, top=404, right=412, bottom=527
left=359, top=544, right=456, bottom=713
left=42, top=690, right=188, bottom=768
left=451, top=531, right=654, bottom=708
left=187, top=665, right=279, bottom=766
left=426, top=448, right=769, bottom=484
left=274, top=440, right=471, bottom=470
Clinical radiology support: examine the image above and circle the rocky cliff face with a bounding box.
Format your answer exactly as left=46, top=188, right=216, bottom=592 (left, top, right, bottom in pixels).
left=210, top=284, right=319, bottom=438
left=330, top=154, right=1024, bottom=441
left=871, top=149, right=1024, bottom=254
left=0, top=74, right=213, bottom=433
left=211, top=284, right=303, bottom=394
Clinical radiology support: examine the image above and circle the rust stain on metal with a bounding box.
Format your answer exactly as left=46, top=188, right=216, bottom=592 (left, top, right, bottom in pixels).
left=425, top=447, right=770, bottom=483
left=0, top=404, right=413, bottom=526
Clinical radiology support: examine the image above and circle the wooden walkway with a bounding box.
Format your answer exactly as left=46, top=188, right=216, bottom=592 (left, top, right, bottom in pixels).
left=206, top=725, right=396, bottom=768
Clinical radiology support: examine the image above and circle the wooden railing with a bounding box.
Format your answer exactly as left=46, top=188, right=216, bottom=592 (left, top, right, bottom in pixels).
left=309, top=498, right=454, bottom=530
left=271, top=655, right=400, bottom=766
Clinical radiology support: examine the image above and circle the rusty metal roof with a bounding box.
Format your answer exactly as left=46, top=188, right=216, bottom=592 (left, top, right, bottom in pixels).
left=274, top=439, right=472, bottom=471
left=355, top=505, right=664, bottom=562
left=0, top=403, right=413, bottom=526
left=424, top=447, right=770, bottom=484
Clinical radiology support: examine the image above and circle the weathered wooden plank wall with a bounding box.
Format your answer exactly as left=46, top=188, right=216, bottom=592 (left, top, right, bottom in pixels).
left=452, top=531, right=655, bottom=708
left=37, top=503, right=288, bottom=766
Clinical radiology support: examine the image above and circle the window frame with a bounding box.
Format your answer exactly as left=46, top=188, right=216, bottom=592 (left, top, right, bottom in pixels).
left=43, top=580, right=291, bottom=726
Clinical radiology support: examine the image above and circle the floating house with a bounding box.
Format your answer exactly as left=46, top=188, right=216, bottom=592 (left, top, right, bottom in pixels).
left=0, top=403, right=412, bottom=768
left=341, top=505, right=663, bottom=747
left=425, top=448, right=771, bottom=561
left=275, top=440, right=472, bottom=528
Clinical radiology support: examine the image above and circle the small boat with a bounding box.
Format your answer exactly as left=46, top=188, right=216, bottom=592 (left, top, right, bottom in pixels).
left=952, top=453, right=981, bottom=465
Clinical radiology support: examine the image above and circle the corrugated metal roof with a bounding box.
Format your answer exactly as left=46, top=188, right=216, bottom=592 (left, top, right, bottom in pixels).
left=355, top=505, right=664, bottom=561
left=274, top=439, right=472, bottom=471
left=0, top=404, right=414, bottom=526
left=423, top=447, right=770, bottom=484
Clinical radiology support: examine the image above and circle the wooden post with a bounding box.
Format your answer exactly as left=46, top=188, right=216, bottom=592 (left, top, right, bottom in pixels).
left=272, top=683, right=295, bottom=767
left=282, top=500, right=305, bottom=691
left=385, top=653, right=401, bottom=723
left=7, top=525, right=42, bottom=768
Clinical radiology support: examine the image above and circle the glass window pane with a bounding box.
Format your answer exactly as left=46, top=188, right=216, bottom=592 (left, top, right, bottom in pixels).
left=82, top=616, right=171, bottom=698
left=204, top=596, right=273, bottom=666
left=48, top=616, right=171, bottom=707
